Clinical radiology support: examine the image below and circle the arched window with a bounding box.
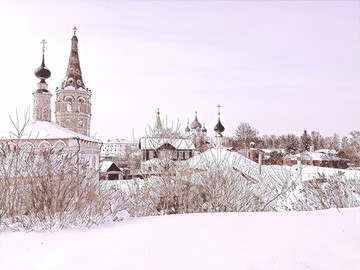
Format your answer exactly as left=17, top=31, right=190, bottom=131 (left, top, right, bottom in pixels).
left=78, top=97, right=86, bottom=113
left=65, top=96, right=73, bottom=112
left=54, top=140, right=66, bottom=152
left=42, top=107, right=50, bottom=120
left=20, top=142, right=35, bottom=151
left=38, top=141, right=52, bottom=150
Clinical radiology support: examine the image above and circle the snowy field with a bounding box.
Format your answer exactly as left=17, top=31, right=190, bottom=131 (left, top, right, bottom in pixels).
left=1, top=208, right=359, bottom=270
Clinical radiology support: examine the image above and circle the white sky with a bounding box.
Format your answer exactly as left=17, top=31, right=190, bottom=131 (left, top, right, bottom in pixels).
left=0, top=0, right=359, bottom=141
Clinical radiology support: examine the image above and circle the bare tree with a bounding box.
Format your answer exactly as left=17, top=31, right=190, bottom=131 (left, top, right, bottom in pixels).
left=233, top=122, right=259, bottom=152
left=0, top=111, right=127, bottom=231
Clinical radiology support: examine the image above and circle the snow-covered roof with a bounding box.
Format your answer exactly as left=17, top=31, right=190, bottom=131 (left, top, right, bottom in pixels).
left=139, top=137, right=195, bottom=150
left=285, top=151, right=341, bottom=161
left=262, top=164, right=360, bottom=183
left=315, top=149, right=338, bottom=155
left=185, top=147, right=258, bottom=170
left=294, top=165, right=360, bottom=181
left=100, top=160, right=117, bottom=172
left=260, top=148, right=285, bottom=154
left=103, top=139, right=136, bottom=144
left=1, top=120, right=101, bottom=143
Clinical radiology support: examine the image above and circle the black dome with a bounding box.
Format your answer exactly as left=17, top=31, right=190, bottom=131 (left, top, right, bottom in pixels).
left=35, top=54, right=51, bottom=80
left=214, top=119, right=225, bottom=134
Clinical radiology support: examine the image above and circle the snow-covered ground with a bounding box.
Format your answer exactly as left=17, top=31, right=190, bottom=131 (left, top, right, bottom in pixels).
left=1, top=208, right=359, bottom=270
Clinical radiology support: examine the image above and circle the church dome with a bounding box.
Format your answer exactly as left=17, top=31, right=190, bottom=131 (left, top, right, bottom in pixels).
left=214, top=119, right=225, bottom=134
left=202, top=123, right=207, bottom=133
left=185, top=125, right=190, bottom=133
left=190, top=112, right=202, bottom=130
left=35, top=53, right=51, bottom=81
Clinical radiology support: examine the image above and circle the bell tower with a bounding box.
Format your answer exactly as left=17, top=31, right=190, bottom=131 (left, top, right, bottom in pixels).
left=55, top=27, right=92, bottom=136
left=33, top=39, right=52, bottom=122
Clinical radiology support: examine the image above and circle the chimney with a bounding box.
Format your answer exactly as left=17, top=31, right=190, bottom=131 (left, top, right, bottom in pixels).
left=249, top=141, right=257, bottom=162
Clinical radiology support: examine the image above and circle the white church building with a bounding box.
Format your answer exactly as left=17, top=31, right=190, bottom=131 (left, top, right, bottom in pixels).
left=0, top=28, right=101, bottom=174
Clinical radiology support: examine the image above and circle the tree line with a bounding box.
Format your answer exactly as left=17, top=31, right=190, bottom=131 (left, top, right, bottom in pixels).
left=231, top=122, right=360, bottom=166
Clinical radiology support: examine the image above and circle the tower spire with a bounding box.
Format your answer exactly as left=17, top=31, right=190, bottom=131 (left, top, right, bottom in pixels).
left=154, top=108, right=163, bottom=130
left=60, top=26, right=86, bottom=90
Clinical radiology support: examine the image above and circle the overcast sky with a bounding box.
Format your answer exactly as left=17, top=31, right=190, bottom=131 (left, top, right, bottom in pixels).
left=0, top=0, right=359, bottom=141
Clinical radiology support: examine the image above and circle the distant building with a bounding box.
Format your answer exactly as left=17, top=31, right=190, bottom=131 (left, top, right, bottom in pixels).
left=139, top=137, right=196, bottom=161
left=184, top=111, right=212, bottom=152
left=139, top=109, right=196, bottom=161
left=100, top=161, right=124, bottom=180
left=283, top=150, right=348, bottom=169
left=101, top=139, right=137, bottom=159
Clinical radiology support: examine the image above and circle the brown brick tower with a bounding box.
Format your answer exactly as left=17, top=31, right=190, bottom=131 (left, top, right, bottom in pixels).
left=55, top=27, right=92, bottom=136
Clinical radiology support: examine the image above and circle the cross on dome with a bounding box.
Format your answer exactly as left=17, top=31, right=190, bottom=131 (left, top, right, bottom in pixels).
left=34, top=38, right=51, bottom=82
left=73, top=26, right=77, bottom=35
left=41, top=39, right=47, bottom=53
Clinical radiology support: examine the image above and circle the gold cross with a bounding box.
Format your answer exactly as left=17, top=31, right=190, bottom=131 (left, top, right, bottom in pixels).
left=41, top=39, right=47, bottom=53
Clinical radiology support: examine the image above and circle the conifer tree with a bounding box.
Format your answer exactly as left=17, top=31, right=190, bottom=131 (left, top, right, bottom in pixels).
left=300, top=130, right=312, bottom=152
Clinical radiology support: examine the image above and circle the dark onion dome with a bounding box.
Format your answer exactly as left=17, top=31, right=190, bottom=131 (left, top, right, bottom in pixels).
left=190, top=112, right=202, bottom=129
left=202, top=123, right=207, bottom=133
left=185, top=125, right=190, bottom=133
left=214, top=118, right=225, bottom=134
left=34, top=53, right=51, bottom=81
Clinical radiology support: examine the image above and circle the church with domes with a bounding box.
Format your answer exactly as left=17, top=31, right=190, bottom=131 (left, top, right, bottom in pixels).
left=0, top=28, right=101, bottom=175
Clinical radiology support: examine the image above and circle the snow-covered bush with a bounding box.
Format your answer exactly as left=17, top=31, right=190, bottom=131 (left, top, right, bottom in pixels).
left=0, top=142, right=126, bottom=231
left=292, top=172, right=360, bottom=211
left=118, top=157, right=287, bottom=216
